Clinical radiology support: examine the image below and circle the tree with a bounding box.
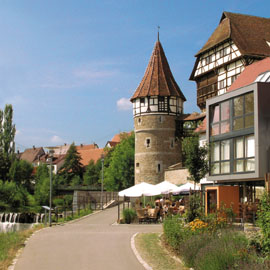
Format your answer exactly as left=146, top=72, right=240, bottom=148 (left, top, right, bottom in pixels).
left=9, top=159, right=33, bottom=191
left=34, top=163, right=56, bottom=206
left=182, top=134, right=210, bottom=222
left=182, top=134, right=209, bottom=184
left=0, top=180, right=28, bottom=211
left=0, top=104, right=16, bottom=181
left=59, top=143, right=83, bottom=185
left=104, top=132, right=134, bottom=191
left=83, top=159, right=101, bottom=186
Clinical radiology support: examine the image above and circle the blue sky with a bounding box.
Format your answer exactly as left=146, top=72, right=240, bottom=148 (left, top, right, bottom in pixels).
left=0, top=0, right=269, bottom=150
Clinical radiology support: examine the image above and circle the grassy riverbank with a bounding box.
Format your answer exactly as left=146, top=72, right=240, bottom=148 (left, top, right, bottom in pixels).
left=0, top=208, right=93, bottom=270
left=0, top=225, right=43, bottom=270
left=135, top=233, right=187, bottom=270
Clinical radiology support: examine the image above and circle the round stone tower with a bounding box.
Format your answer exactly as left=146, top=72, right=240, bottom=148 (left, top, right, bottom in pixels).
left=130, top=37, right=186, bottom=185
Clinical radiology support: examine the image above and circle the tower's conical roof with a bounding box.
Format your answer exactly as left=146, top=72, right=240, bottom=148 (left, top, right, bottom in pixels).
left=130, top=40, right=186, bottom=101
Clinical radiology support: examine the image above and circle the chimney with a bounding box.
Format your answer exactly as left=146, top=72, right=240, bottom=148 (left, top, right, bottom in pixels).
left=33, top=145, right=35, bottom=150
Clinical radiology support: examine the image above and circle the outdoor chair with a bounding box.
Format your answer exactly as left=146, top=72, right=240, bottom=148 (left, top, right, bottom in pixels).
left=148, top=208, right=159, bottom=223
left=136, top=209, right=147, bottom=223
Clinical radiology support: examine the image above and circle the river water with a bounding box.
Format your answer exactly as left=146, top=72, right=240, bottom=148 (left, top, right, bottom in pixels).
left=0, top=222, right=33, bottom=233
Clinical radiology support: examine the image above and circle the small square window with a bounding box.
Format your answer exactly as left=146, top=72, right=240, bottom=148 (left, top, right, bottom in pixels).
left=136, top=163, right=139, bottom=168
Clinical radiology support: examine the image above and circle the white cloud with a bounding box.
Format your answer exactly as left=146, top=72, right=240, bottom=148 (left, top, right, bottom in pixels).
left=117, top=98, right=132, bottom=111
left=50, top=135, right=64, bottom=144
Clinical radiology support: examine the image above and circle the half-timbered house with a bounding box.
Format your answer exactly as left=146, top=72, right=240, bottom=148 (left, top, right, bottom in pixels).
left=190, top=12, right=270, bottom=111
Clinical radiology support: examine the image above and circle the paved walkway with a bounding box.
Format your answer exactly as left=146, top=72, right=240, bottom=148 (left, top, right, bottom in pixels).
left=14, top=207, right=162, bottom=270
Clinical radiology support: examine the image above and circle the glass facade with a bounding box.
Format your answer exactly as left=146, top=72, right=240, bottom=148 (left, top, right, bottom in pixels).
left=210, top=92, right=255, bottom=175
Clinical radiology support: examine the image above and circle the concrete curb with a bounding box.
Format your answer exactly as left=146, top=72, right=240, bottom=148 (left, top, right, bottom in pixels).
left=131, top=233, right=152, bottom=270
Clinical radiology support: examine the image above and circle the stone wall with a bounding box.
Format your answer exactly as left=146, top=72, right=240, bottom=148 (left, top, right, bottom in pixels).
left=134, top=114, right=182, bottom=185
left=164, top=167, right=190, bottom=185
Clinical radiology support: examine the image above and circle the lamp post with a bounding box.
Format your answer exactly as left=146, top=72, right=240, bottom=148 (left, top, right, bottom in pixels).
left=48, top=150, right=54, bottom=226
left=101, top=154, right=104, bottom=210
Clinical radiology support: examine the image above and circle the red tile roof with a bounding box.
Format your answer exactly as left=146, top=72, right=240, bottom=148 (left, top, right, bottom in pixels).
left=77, top=148, right=105, bottom=166
left=111, top=132, right=132, bottom=143
left=131, top=40, right=186, bottom=101
left=194, top=118, right=207, bottom=134
left=76, top=144, right=98, bottom=151
left=228, top=57, right=270, bottom=91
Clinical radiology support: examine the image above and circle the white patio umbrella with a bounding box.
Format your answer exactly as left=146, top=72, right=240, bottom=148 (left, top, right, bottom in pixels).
left=155, top=181, right=178, bottom=194
left=118, top=182, right=161, bottom=197
left=172, top=182, right=200, bottom=195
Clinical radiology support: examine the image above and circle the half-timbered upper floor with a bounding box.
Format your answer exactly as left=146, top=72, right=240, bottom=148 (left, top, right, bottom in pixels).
left=190, top=12, right=270, bottom=111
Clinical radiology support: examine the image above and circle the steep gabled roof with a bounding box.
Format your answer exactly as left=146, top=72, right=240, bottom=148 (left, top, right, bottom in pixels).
left=20, top=147, right=45, bottom=163
left=195, top=12, right=270, bottom=57
left=131, top=40, right=186, bottom=101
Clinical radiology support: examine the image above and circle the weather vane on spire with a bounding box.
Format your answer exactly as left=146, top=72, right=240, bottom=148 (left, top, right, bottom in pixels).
left=157, top=25, right=160, bottom=41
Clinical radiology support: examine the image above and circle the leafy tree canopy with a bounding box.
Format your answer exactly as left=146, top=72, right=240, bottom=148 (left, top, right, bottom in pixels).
left=104, top=132, right=134, bottom=191
left=9, top=159, right=33, bottom=191
left=59, top=143, right=83, bottom=185
left=182, top=134, right=209, bottom=184
left=0, top=104, right=16, bottom=180
left=83, top=159, right=101, bottom=186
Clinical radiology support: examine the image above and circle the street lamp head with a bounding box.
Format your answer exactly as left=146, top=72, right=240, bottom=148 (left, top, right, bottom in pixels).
left=101, top=153, right=104, bottom=162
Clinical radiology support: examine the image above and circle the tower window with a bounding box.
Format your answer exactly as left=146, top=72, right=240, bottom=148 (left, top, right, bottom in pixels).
left=138, top=118, right=141, bottom=124
left=140, top=98, right=145, bottom=104
left=170, top=138, right=175, bottom=149
left=158, top=96, right=167, bottom=111
left=157, top=164, right=161, bottom=172
left=146, top=138, right=151, bottom=148
left=136, top=163, right=140, bottom=167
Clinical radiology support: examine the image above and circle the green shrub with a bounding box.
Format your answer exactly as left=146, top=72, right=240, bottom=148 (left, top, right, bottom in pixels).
left=163, top=215, right=191, bottom=250
left=179, top=233, right=212, bottom=267
left=257, top=192, right=270, bottom=255
left=184, top=194, right=204, bottom=222
left=122, top=208, right=136, bottom=224
left=194, top=230, right=248, bottom=270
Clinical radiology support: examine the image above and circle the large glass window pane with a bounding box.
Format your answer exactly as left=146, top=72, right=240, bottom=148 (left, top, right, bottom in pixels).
left=245, top=92, right=254, bottom=114
left=245, top=115, right=254, bottom=128
left=211, top=163, right=220, bottom=175
left=221, top=161, right=230, bottom=174
left=246, top=158, right=255, bottom=171
left=211, top=124, right=220, bottom=136
left=210, top=105, right=220, bottom=123
left=211, top=142, right=220, bottom=161
left=245, top=135, right=255, bottom=157
left=234, top=96, right=243, bottom=116
left=221, top=140, right=230, bottom=160
left=234, top=160, right=244, bottom=172
left=221, top=121, right=230, bottom=134
left=234, top=137, right=244, bottom=158
left=233, top=118, right=244, bottom=130
left=221, top=101, right=230, bottom=120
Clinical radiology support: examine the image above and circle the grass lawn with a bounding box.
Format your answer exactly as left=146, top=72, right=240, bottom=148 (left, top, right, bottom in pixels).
left=135, top=233, right=187, bottom=270
left=0, top=225, right=43, bottom=270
